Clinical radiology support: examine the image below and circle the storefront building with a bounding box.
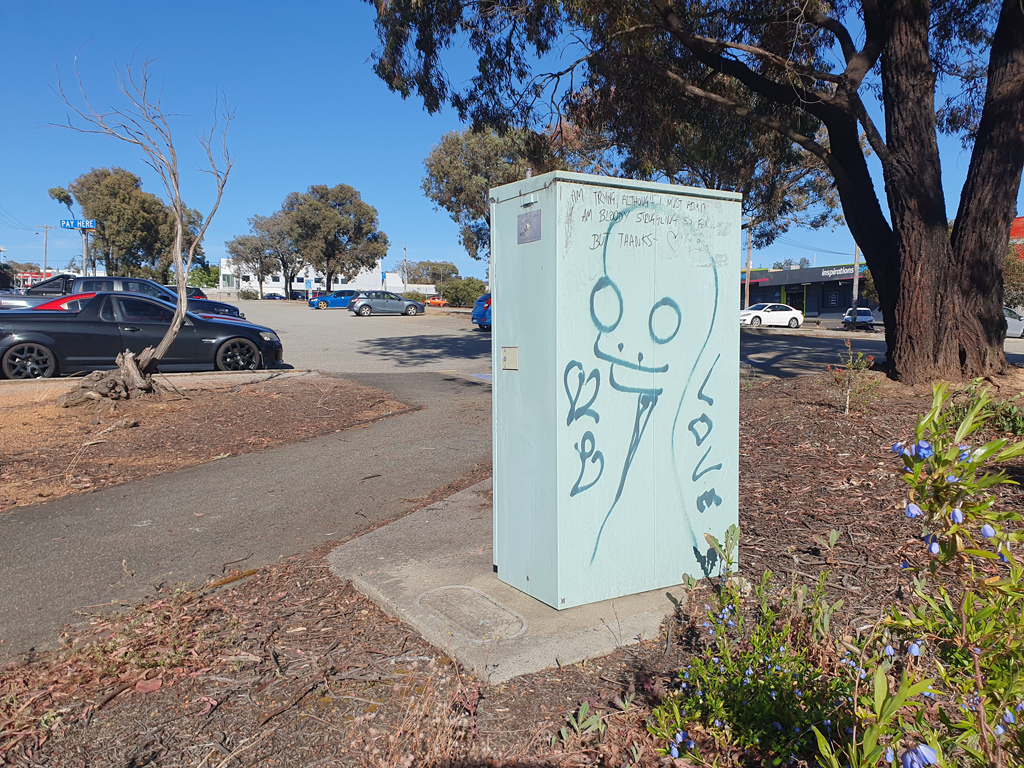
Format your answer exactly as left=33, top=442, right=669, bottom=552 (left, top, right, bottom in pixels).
left=743, top=263, right=868, bottom=316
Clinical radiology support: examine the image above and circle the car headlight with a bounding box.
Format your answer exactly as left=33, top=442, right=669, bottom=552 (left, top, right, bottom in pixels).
left=259, top=331, right=279, bottom=342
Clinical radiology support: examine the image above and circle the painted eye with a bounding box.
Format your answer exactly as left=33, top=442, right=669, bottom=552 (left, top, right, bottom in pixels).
left=590, top=276, right=622, bottom=333
left=649, top=297, right=681, bottom=343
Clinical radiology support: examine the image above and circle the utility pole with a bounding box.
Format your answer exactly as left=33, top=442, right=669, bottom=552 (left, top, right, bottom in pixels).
left=743, top=220, right=753, bottom=309
left=849, top=244, right=861, bottom=331
left=36, top=225, right=57, bottom=276
left=403, top=243, right=408, bottom=292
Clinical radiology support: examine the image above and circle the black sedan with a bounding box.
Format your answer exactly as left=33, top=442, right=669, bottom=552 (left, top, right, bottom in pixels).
left=0, top=292, right=283, bottom=379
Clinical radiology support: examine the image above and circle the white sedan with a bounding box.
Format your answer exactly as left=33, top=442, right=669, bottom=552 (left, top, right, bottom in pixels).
left=740, top=303, right=804, bottom=328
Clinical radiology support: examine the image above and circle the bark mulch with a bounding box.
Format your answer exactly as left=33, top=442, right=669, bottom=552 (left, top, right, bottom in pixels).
left=3, top=370, right=1024, bottom=767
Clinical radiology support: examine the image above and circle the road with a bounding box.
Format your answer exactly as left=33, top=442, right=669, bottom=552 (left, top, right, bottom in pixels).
left=3, top=301, right=1023, bottom=656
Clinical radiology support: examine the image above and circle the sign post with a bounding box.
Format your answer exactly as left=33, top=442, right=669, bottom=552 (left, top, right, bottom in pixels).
left=60, top=220, right=97, bottom=275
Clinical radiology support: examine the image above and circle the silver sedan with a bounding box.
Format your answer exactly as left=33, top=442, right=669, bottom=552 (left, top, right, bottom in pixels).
left=348, top=291, right=425, bottom=317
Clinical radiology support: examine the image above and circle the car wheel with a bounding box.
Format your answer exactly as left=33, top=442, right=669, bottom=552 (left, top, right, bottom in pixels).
left=215, top=338, right=262, bottom=371
left=317, top=300, right=328, bottom=309
left=2, top=342, right=59, bottom=379
left=750, top=316, right=761, bottom=327
left=358, top=305, right=372, bottom=317
left=405, top=305, right=418, bottom=316
left=788, top=317, right=799, bottom=328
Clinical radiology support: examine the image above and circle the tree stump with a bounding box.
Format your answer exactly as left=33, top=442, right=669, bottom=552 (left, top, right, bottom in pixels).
left=57, top=350, right=161, bottom=408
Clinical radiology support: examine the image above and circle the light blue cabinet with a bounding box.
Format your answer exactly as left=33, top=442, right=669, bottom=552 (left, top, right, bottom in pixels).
left=491, top=171, right=741, bottom=609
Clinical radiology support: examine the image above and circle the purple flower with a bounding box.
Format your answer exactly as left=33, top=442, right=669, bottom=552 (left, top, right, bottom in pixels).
left=906, top=502, right=923, bottom=518
left=958, top=445, right=971, bottom=461
left=928, top=541, right=940, bottom=555
left=885, top=746, right=895, bottom=763
left=908, top=643, right=921, bottom=657
left=670, top=744, right=679, bottom=758
left=685, top=739, right=695, bottom=749
left=916, top=744, right=938, bottom=764
left=892, top=443, right=903, bottom=454
left=994, top=725, right=1005, bottom=736
left=916, top=441, right=934, bottom=459
left=950, top=508, right=964, bottom=524
left=981, top=524, right=996, bottom=539
left=674, top=730, right=687, bottom=744
left=884, top=644, right=895, bottom=656
left=1004, top=709, right=1016, bottom=725
left=946, top=475, right=958, bottom=483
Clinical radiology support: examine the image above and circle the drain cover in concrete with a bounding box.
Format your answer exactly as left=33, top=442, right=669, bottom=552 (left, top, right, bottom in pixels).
left=417, top=585, right=526, bottom=642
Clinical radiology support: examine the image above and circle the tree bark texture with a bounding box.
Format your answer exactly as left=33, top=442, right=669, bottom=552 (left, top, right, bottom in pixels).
left=877, top=0, right=1006, bottom=382
left=951, top=0, right=1024, bottom=374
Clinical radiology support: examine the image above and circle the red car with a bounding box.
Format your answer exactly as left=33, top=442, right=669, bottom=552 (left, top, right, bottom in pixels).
left=31, top=293, right=98, bottom=311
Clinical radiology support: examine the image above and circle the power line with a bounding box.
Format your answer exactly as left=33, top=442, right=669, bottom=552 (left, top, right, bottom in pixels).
left=773, top=235, right=852, bottom=257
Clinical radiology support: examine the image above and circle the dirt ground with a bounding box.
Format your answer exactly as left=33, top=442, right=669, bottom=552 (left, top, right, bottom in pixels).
left=0, top=372, right=411, bottom=513
left=3, top=368, right=1024, bottom=767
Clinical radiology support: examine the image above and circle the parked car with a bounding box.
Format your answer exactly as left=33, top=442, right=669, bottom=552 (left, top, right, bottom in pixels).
left=0, top=292, right=282, bottom=379
left=31, top=293, right=98, bottom=312
left=309, top=289, right=360, bottom=309
left=739, top=302, right=803, bottom=328
left=163, top=284, right=209, bottom=299
left=425, top=296, right=449, bottom=307
left=289, top=291, right=306, bottom=300
left=348, top=291, right=424, bottom=317
left=1005, top=307, right=1024, bottom=338
left=842, top=307, right=878, bottom=331
left=34, top=292, right=250, bottom=323
left=471, top=293, right=491, bottom=330
left=23, top=274, right=244, bottom=319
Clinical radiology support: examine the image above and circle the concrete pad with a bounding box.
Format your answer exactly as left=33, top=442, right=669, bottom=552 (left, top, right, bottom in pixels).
left=327, top=479, right=684, bottom=684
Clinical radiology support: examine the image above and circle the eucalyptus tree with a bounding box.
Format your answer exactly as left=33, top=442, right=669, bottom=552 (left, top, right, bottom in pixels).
left=225, top=233, right=276, bottom=298
left=368, top=0, right=1024, bottom=382
left=282, top=184, right=389, bottom=290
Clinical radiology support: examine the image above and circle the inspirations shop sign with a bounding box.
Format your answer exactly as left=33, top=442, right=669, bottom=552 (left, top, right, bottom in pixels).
left=765, top=264, right=859, bottom=285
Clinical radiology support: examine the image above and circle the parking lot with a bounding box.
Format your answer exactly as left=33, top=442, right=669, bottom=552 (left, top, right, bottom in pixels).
left=235, top=301, right=492, bottom=377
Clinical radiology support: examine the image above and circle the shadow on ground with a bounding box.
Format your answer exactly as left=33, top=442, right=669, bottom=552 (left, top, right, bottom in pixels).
left=358, top=331, right=492, bottom=365
left=741, top=332, right=888, bottom=378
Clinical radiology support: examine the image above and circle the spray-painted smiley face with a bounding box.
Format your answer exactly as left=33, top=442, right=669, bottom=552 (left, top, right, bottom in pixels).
left=589, top=275, right=682, bottom=396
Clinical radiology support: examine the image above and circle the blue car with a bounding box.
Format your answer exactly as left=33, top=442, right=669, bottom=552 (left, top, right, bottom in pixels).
left=309, top=289, right=360, bottom=309
left=471, top=292, right=491, bottom=330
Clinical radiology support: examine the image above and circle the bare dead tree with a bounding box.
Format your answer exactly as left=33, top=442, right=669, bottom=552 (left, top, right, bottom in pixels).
left=53, top=54, right=233, bottom=401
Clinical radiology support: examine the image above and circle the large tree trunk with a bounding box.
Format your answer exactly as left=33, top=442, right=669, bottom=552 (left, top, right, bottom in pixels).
left=875, top=0, right=997, bottom=383
left=951, top=0, right=1024, bottom=371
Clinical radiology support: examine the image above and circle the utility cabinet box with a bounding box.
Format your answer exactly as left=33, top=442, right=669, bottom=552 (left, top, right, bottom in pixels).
left=490, top=171, right=741, bottom=609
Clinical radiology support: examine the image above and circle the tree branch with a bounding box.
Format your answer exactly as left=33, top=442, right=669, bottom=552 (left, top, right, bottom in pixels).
left=662, top=69, right=829, bottom=161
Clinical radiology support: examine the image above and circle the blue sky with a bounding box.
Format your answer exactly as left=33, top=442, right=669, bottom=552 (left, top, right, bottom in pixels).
left=1, top=2, right=1020, bottom=280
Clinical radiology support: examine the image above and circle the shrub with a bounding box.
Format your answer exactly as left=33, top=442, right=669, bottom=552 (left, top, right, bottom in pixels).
left=438, top=277, right=487, bottom=308
left=236, top=287, right=259, bottom=300
left=403, top=291, right=427, bottom=302
left=825, top=339, right=877, bottom=415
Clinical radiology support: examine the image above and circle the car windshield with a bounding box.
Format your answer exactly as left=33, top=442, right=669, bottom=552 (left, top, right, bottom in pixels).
left=748, top=303, right=769, bottom=311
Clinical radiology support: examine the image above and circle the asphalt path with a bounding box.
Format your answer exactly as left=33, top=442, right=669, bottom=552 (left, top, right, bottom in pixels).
left=0, top=304, right=493, bottom=657
left=4, top=301, right=1024, bottom=656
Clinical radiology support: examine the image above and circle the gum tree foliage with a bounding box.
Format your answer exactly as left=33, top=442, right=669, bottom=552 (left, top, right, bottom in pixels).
left=423, top=128, right=557, bottom=260
left=49, top=168, right=204, bottom=280
left=773, top=257, right=812, bottom=269
left=281, top=184, right=389, bottom=290
left=188, top=264, right=219, bottom=288
left=225, top=233, right=277, bottom=298
left=399, top=260, right=460, bottom=285
left=368, top=0, right=1024, bottom=383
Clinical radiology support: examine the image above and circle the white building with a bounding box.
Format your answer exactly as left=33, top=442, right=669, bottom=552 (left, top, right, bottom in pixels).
left=219, top=258, right=431, bottom=295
